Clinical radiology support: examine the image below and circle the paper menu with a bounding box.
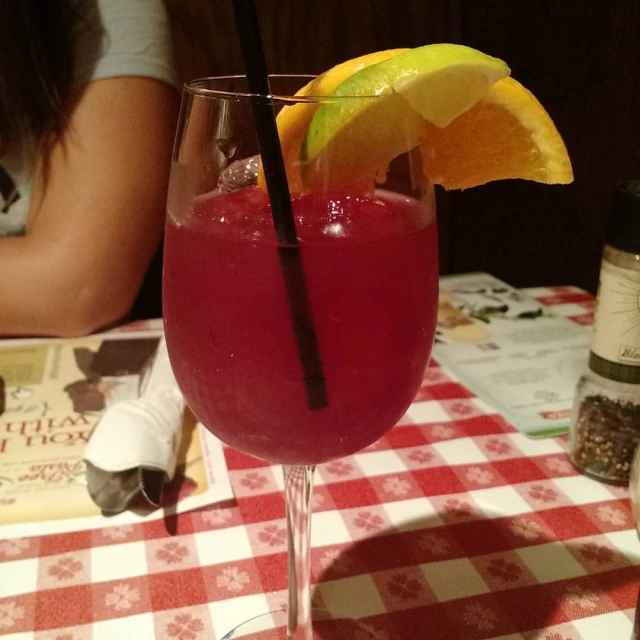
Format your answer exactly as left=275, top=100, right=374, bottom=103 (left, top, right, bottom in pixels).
left=433, top=273, right=591, bottom=436
left=0, top=329, right=233, bottom=537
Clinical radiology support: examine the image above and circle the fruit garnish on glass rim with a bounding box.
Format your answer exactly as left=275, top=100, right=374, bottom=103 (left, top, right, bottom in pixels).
left=257, top=43, right=573, bottom=194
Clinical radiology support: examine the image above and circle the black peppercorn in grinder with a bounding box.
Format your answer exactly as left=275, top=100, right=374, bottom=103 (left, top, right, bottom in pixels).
left=569, top=181, right=640, bottom=485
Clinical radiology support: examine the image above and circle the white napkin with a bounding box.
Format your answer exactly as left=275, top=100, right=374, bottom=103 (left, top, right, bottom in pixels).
left=84, top=336, right=185, bottom=513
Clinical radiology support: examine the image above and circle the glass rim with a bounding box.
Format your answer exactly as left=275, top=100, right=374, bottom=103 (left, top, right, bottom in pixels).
left=183, top=74, right=381, bottom=102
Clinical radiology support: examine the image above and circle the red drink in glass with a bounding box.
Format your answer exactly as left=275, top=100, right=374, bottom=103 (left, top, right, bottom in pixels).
left=164, top=186, right=438, bottom=464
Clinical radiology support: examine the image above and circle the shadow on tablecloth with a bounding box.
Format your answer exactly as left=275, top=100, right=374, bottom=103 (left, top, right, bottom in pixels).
left=312, top=512, right=638, bottom=640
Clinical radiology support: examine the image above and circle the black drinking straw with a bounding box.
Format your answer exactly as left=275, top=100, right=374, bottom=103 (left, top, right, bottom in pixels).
left=231, top=0, right=328, bottom=410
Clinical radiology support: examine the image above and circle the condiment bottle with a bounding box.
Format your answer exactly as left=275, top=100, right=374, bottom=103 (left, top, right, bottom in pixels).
left=569, top=181, right=640, bottom=485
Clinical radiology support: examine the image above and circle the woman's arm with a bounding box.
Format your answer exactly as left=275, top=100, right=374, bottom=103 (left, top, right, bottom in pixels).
left=0, top=76, right=179, bottom=337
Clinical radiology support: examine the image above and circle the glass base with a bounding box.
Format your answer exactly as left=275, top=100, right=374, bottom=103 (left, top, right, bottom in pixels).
left=221, top=608, right=386, bottom=640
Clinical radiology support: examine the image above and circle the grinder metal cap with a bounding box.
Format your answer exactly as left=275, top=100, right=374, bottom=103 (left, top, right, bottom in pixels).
left=606, top=180, right=640, bottom=255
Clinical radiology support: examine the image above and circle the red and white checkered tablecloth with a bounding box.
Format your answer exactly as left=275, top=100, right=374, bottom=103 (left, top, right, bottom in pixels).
left=1, top=286, right=638, bottom=640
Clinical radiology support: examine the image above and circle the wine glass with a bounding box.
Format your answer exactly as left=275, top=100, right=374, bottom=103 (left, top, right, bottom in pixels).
left=163, top=75, right=439, bottom=639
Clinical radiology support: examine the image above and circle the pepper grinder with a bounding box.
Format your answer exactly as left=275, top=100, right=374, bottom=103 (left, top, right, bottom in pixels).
left=569, top=181, right=640, bottom=485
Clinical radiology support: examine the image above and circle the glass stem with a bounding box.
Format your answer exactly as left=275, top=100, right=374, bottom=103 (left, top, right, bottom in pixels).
left=283, top=464, right=315, bottom=640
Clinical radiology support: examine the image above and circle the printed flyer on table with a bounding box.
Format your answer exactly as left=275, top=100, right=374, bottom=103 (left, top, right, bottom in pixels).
left=0, top=331, right=232, bottom=538
left=433, top=273, right=591, bottom=437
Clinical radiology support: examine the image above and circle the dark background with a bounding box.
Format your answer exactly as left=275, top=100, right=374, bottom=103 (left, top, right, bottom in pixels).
left=166, top=0, right=640, bottom=293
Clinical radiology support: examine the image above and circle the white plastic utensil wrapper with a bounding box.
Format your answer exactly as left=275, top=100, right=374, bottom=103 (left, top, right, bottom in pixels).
left=84, top=336, right=185, bottom=513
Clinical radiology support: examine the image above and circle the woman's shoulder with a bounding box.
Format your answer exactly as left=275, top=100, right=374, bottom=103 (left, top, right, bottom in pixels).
left=71, top=0, right=178, bottom=90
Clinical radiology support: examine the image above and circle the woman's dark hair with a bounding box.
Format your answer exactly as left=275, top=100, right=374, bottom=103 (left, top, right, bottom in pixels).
left=0, top=1, right=76, bottom=159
